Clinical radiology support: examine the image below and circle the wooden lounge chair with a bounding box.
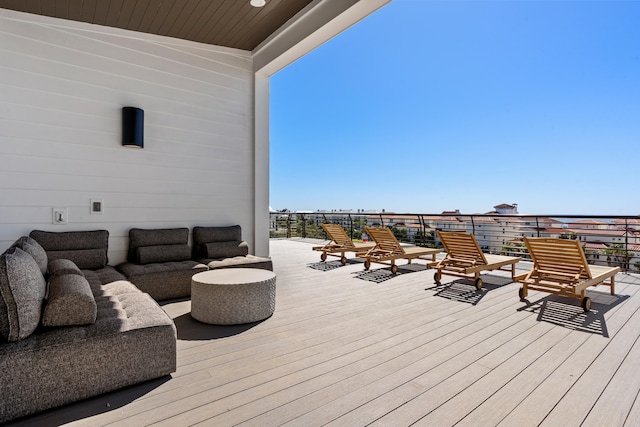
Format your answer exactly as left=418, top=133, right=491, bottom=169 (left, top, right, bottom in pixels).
left=431, top=230, right=521, bottom=290
left=361, top=227, right=442, bottom=274
left=515, top=237, right=620, bottom=312
left=312, top=223, right=375, bottom=265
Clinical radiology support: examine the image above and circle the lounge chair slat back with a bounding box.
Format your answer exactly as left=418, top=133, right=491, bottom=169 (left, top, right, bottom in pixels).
left=322, top=223, right=355, bottom=248
left=312, top=224, right=376, bottom=265
left=365, top=227, right=405, bottom=255
left=436, top=231, right=487, bottom=265
left=523, top=238, right=591, bottom=281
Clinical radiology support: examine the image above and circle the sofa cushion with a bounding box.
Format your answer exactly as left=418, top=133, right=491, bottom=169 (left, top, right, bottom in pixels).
left=127, top=228, right=189, bottom=262
left=136, top=244, right=191, bottom=265
left=82, top=266, right=127, bottom=290
left=0, top=248, right=47, bottom=342
left=206, top=254, right=273, bottom=271
left=116, top=260, right=207, bottom=301
left=42, top=274, right=97, bottom=327
left=204, top=241, right=249, bottom=259
left=194, top=225, right=242, bottom=243
left=29, top=230, right=109, bottom=269
left=47, top=249, right=107, bottom=270
left=47, top=259, right=84, bottom=278
left=192, top=225, right=243, bottom=258
left=11, top=236, right=48, bottom=276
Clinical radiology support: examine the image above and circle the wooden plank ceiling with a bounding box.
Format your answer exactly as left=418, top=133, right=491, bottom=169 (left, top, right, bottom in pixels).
left=0, top=0, right=313, bottom=51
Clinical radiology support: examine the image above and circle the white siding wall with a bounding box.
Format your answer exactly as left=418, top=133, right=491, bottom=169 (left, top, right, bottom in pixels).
left=0, top=10, right=258, bottom=264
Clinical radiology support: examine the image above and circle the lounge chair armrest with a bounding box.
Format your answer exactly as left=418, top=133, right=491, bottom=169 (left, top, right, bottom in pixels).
left=513, top=272, right=529, bottom=283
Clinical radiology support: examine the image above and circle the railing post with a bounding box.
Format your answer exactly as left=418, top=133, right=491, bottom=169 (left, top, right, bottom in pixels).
left=348, top=214, right=353, bottom=240
left=536, top=217, right=540, bottom=237
left=322, top=214, right=328, bottom=240
left=301, top=213, right=306, bottom=238
left=625, top=218, right=629, bottom=272
left=286, top=212, right=291, bottom=238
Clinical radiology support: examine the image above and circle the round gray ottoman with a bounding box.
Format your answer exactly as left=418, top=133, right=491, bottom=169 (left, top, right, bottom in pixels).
left=191, top=268, right=276, bottom=325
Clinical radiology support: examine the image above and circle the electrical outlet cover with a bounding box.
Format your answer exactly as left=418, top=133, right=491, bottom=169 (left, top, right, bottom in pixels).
left=90, top=199, right=104, bottom=215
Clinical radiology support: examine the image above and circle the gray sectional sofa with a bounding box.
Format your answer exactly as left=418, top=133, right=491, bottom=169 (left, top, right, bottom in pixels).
left=115, top=227, right=208, bottom=301
left=0, top=225, right=272, bottom=422
left=0, top=231, right=176, bottom=423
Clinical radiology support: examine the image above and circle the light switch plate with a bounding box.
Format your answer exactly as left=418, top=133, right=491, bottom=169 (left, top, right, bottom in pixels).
left=52, top=208, right=68, bottom=224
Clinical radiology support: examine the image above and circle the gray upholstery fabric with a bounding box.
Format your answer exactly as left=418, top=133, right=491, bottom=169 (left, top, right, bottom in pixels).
left=191, top=270, right=276, bottom=325
left=192, top=225, right=242, bottom=258
left=30, top=230, right=109, bottom=269
left=42, top=274, right=97, bottom=326
left=0, top=248, right=47, bottom=342
left=205, top=241, right=249, bottom=259
left=137, top=244, right=191, bottom=265
left=46, top=249, right=108, bottom=270
left=30, top=229, right=109, bottom=251
left=117, top=260, right=207, bottom=300
left=194, top=225, right=242, bottom=242
left=191, top=225, right=273, bottom=271
left=82, top=266, right=127, bottom=289
left=127, top=228, right=189, bottom=262
left=11, top=236, right=48, bottom=275
left=47, top=258, right=84, bottom=278
left=205, top=254, right=273, bottom=271
left=0, top=279, right=176, bottom=423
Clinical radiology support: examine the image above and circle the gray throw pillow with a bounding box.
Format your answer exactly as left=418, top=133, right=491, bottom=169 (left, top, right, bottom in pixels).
left=42, top=274, right=97, bottom=327
left=47, top=259, right=84, bottom=278
left=11, top=236, right=48, bottom=276
left=136, top=244, right=191, bottom=264
left=205, top=241, right=249, bottom=259
left=0, top=247, right=47, bottom=342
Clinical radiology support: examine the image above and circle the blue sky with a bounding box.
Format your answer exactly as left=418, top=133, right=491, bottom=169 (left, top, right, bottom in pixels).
left=270, top=0, right=640, bottom=215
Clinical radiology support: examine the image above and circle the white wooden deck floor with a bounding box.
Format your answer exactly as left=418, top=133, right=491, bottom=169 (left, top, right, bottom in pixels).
left=12, top=238, right=640, bottom=427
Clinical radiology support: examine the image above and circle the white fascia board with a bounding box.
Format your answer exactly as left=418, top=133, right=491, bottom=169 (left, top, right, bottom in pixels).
left=252, top=0, right=392, bottom=76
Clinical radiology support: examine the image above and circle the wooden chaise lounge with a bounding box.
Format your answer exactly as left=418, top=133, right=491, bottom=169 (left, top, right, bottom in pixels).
left=431, top=230, right=521, bottom=290
left=361, top=226, right=442, bottom=274
left=515, top=237, right=620, bottom=312
left=312, top=223, right=375, bottom=265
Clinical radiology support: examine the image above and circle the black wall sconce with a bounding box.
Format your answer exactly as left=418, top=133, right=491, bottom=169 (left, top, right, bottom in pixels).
left=122, top=107, right=144, bottom=148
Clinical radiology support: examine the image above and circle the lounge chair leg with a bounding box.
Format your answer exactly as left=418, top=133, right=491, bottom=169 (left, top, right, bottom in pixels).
left=434, top=271, right=442, bottom=283
left=320, top=252, right=327, bottom=262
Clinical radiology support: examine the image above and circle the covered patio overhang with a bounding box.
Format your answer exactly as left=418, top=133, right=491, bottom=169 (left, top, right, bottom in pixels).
left=0, top=0, right=391, bottom=259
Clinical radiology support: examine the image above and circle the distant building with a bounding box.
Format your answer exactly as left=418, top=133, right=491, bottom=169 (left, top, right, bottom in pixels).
left=488, top=203, right=519, bottom=215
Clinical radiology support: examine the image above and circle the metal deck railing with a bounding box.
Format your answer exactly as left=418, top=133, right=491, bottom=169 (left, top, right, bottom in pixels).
left=270, top=211, right=640, bottom=272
